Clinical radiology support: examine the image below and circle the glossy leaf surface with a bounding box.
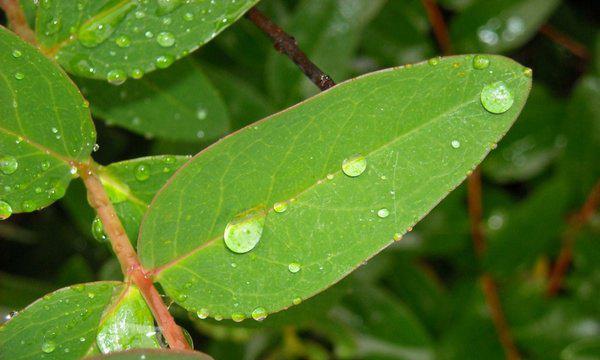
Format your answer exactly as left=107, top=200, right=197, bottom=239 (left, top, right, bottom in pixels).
left=138, top=55, right=532, bottom=320
left=0, top=26, right=95, bottom=215
left=36, top=0, right=260, bottom=80
left=77, top=59, right=229, bottom=141
left=0, top=282, right=122, bottom=359
left=90, top=349, right=213, bottom=359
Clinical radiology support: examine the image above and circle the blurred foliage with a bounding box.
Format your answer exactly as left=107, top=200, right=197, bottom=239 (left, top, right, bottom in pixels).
left=1, top=0, right=599, bottom=359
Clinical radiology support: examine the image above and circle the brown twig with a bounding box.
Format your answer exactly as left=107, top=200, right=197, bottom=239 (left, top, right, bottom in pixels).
left=0, top=0, right=36, bottom=44
left=245, top=7, right=335, bottom=91
left=420, top=0, right=452, bottom=55
left=547, top=179, right=600, bottom=296
left=79, top=164, right=190, bottom=350
left=540, top=24, right=590, bottom=61
left=467, top=169, right=522, bottom=360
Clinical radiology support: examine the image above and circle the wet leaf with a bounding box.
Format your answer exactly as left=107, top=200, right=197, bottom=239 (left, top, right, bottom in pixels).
left=77, top=59, right=230, bottom=141
left=90, top=349, right=213, bottom=359
left=36, top=0, right=260, bottom=81
left=0, top=282, right=122, bottom=359
left=138, top=55, right=532, bottom=319
left=0, top=26, right=95, bottom=215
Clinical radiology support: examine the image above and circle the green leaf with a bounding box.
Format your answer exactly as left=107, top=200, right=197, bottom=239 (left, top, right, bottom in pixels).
left=90, top=349, right=213, bottom=359
left=96, top=285, right=161, bottom=353
left=450, top=0, right=560, bottom=53
left=561, top=337, right=600, bottom=360
left=97, top=155, right=189, bottom=242
left=138, top=55, right=532, bottom=320
left=266, top=0, right=386, bottom=106
left=77, top=59, right=230, bottom=141
left=18, top=0, right=38, bottom=29
left=0, top=281, right=122, bottom=359
left=36, top=0, right=260, bottom=81
left=0, top=26, right=95, bottom=216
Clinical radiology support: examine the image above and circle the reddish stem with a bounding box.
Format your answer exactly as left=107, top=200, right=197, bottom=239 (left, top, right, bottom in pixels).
left=540, top=25, right=590, bottom=61
left=0, top=0, right=36, bottom=44
left=547, top=179, right=600, bottom=296
left=420, top=0, right=452, bottom=55
left=79, top=164, right=190, bottom=350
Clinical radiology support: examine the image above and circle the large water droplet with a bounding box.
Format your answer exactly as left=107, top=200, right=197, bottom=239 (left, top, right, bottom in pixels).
left=107, top=69, right=127, bottom=85
left=480, top=81, right=514, bottom=114
left=0, top=155, right=18, bottom=174
left=196, top=308, right=209, bottom=319
left=288, top=262, right=301, bottom=273
left=0, top=201, right=12, bottom=220
left=115, top=35, right=131, bottom=48
left=251, top=307, right=268, bottom=321
left=342, top=154, right=367, bottom=177
left=377, top=208, right=389, bottom=218
left=156, top=32, right=175, bottom=47
left=223, top=207, right=266, bottom=254
left=41, top=340, right=56, bottom=353
left=91, top=217, right=108, bottom=242
left=134, top=164, right=150, bottom=181
left=231, top=313, right=245, bottom=322
left=472, top=55, right=490, bottom=70
left=78, top=2, right=136, bottom=48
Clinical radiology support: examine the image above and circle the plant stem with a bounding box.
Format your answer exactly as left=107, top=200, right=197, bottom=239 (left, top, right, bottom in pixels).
left=540, top=25, right=590, bottom=61
left=467, top=169, right=522, bottom=360
left=0, top=0, right=36, bottom=44
left=245, top=7, right=335, bottom=91
left=420, top=0, right=452, bottom=55
left=79, top=164, right=190, bottom=350
left=547, top=179, right=600, bottom=296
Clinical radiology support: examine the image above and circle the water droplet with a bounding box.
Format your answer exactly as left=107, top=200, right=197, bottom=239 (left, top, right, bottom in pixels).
left=0, top=201, right=12, bottom=220
left=156, top=32, right=175, bottom=47
left=115, top=35, right=131, bottom=48
left=177, top=294, right=187, bottom=302
left=472, top=55, right=490, bottom=70
left=41, top=340, right=56, bottom=353
left=480, top=81, right=514, bottom=114
left=377, top=208, right=389, bottom=218
left=156, top=0, right=183, bottom=15
left=224, top=207, right=266, bottom=254
left=393, top=233, right=403, bottom=241
left=107, top=69, right=127, bottom=85
left=428, top=57, right=440, bottom=66
left=155, top=54, right=174, bottom=69
left=523, top=68, right=532, bottom=78
left=12, top=49, right=22, bottom=58
left=87, top=292, right=95, bottom=299
left=251, top=307, right=268, bottom=321
left=40, top=160, right=50, bottom=171
left=196, top=108, right=207, bottom=120
left=0, top=155, right=18, bottom=174
left=78, top=2, right=137, bottom=47
left=14, top=72, right=24, bottom=80
left=451, top=140, right=461, bottom=148
left=292, top=297, right=302, bottom=305
left=183, top=12, right=194, bottom=21
left=213, top=314, right=223, bottom=321
left=91, top=217, right=108, bottom=242
left=342, top=154, right=367, bottom=177
left=134, top=164, right=150, bottom=181
left=288, top=262, right=301, bottom=273
left=231, top=313, right=245, bottom=322
left=273, top=202, right=287, bottom=213
left=196, top=308, right=209, bottom=319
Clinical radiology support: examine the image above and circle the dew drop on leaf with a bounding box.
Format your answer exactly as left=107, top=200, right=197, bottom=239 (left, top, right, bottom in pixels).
left=480, top=81, right=514, bottom=114
left=77, top=2, right=136, bottom=48
left=12, top=49, right=22, bottom=58
left=393, top=233, right=403, bottom=241
left=115, top=35, right=131, bottom=48
left=213, top=314, right=223, bottom=321
left=292, top=297, right=302, bottom=305
left=91, top=217, right=108, bottom=242
left=223, top=207, right=266, bottom=254
left=0, top=155, right=18, bottom=174
left=155, top=54, right=174, bottom=69
left=134, top=164, right=150, bottom=181
left=196, top=308, right=209, bottom=319
left=251, top=307, right=268, bottom=321
left=273, top=202, right=287, bottom=213
left=472, top=55, right=490, bottom=70
left=14, top=72, right=24, bottom=80
left=231, top=313, right=245, bottom=322
left=341, top=154, right=367, bottom=177
left=288, top=262, right=301, bottom=273
left=428, top=57, right=440, bottom=66
left=0, top=201, right=12, bottom=220
left=107, top=69, right=127, bottom=85
left=377, top=208, right=389, bottom=218
left=156, top=32, right=176, bottom=47
left=41, top=340, right=56, bottom=353
left=451, top=140, right=461, bottom=148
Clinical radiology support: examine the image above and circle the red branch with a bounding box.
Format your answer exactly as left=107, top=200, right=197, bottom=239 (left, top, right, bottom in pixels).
left=0, top=0, right=35, bottom=44
left=547, top=179, right=600, bottom=296
left=420, top=0, right=452, bottom=55
left=245, top=7, right=335, bottom=91
left=80, top=165, right=190, bottom=350
left=540, top=25, right=590, bottom=61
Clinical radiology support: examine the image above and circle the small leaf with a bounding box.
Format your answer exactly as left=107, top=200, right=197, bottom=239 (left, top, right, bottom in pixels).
left=0, top=282, right=122, bottom=359
left=96, top=285, right=161, bottom=354
left=0, top=26, right=95, bottom=215
left=89, top=349, right=213, bottom=359
left=77, top=59, right=230, bottom=141
left=138, top=55, right=531, bottom=319
left=450, top=0, right=561, bottom=53
left=36, top=0, right=260, bottom=81
left=98, top=155, right=189, bottom=242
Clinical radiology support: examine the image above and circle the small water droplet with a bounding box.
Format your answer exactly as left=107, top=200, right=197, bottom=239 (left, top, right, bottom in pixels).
left=131, top=68, right=144, bottom=79
left=472, top=55, right=490, bottom=70
left=251, top=307, right=268, bottom=321
left=41, top=340, right=56, bottom=353
left=523, top=68, right=532, bottom=77
left=12, top=49, right=22, bottom=58
left=224, top=206, right=266, bottom=254
left=91, top=217, right=108, bottom=242
left=342, top=154, right=367, bottom=177
left=0, top=201, right=12, bottom=220
left=292, top=297, right=302, bottom=305
left=273, top=201, right=287, bottom=213
left=196, top=108, right=207, bottom=120
left=377, top=208, right=389, bottom=218
left=428, top=57, right=440, bottom=66
left=451, top=140, right=461, bottom=148
left=393, top=233, right=403, bottom=241
left=14, top=72, right=25, bottom=80
left=288, top=262, right=301, bottom=273
left=0, top=155, right=18, bottom=174
left=213, top=314, right=223, bottom=321
left=177, top=294, right=187, bottom=302
left=107, top=69, right=127, bottom=85
left=197, top=308, right=209, bottom=319
left=231, top=313, right=245, bottom=322
left=156, top=32, right=176, bottom=47
left=183, top=12, right=194, bottom=21
left=480, top=81, right=514, bottom=114
left=78, top=2, right=136, bottom=47
left=115, top=35, right=131, bottom=48
left=134, top=164, right=150, bottom=181
left=155, top=54, right=174, bottom=69
left=87, top=292, right=95, bottom=299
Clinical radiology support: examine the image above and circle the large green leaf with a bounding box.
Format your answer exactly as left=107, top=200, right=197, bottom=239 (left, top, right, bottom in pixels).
left=0, top=26, right=95, bottom=216
left=0, top=282, right=122, bottom=359
left=36, top=0, right=260, bottom=81
left=77, top=59, right=230, bottom=141
left=137, top=55, right=532, bottom=320
left=450, top=0, right=561, bottom=53
left=90, top=349, right=213, bottom=359
left=97, top=155, right=189, bottom=242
